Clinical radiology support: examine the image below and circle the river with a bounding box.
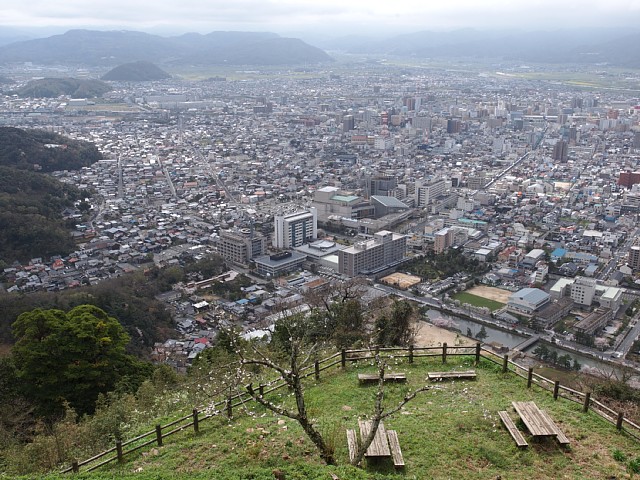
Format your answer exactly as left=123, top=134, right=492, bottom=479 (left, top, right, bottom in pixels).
left=425, top=309, right=525, bottom=349
left=425, top=309, right=622, bottom=377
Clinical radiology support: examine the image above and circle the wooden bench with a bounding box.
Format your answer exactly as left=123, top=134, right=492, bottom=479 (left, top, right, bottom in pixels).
left=358, top=373, right=407, bottom=384
left=386, top=430, right=405, bottom=468
left=346, top=429, right=359, bottom=463
left=428, top=370, right=477, bottom=381
left=498, top=410, right=528, bottom=448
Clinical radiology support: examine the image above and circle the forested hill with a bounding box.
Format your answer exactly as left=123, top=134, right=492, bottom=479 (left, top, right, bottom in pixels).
left=0, top=126, right=102, bottom=172
left=101, top=61, right=171, bottom=81
left=16, top=77, right=112, bottom=98
left=0, top=166, right=80, bottom=263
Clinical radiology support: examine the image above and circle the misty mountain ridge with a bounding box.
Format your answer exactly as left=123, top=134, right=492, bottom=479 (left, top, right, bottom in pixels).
left=0, top=29, right=333, bottom=66
left=317, top=28, right=640, bottom=68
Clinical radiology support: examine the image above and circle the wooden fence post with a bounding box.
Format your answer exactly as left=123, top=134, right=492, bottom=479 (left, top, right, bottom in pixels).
left=258, top=384, right=264, bottom=396
left=192, top=409, right=199, bottom=434
left=583, top=392, right=591, bottom=413
left=553, top=380, right=560, bottom=400
left=341, top=349, right=346, bottom=369
left=442, top=343, right=447, bottom=363
left=116, top=440, right=123, bottom=463
left=72, top=460, right=79, bottom=473
left=527, top=367, right=533, bottom=388
left=155, top=424, right=163, bottom=447
left=314, top=360, right=320, bottom=380
left=475, top=342, right=481, bottom=365
left=409, top=345, right=414, bottom=364
left=226, top=397, right=232, bottom=418
left=502, top=354, right=508, bottom=373
left=617, top=412, right=624, bottom=431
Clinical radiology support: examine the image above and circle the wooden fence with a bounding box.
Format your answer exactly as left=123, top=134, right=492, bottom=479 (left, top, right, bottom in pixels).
left=61, top=343, right=640, bottom=473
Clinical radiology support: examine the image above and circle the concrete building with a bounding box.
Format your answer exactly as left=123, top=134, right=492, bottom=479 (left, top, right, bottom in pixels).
left=570, top=276, right=597, bottom=306
left=574, top=308, right=613, bottom=338
left=313, top=186, right=374, bottom=222
left=218, top=229, right=266, bottom=266
left=416, top=178, right=446, bottom=207
left=522, top=248, right=546, bottom=268
left=434, top=227, right=454, bottom=254
left=370, top=195, right=410, bottom=218
left=550, top=276, right=624, bottom=314
left=338, top=230, right=407, bottom=277
left=629, top=245, right=640, bottom=271
left=254, top=251, right=306, bottom=277
left=273, top=207, right=317, bottom=249
left=507, top=288, right=551, bottom=316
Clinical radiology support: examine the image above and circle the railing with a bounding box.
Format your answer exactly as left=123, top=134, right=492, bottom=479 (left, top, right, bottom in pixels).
left=62, top=343, right=640, bottom=473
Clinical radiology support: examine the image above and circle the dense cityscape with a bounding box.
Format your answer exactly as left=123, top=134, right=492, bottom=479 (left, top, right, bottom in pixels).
left=1, top=60, right=640, bottom=376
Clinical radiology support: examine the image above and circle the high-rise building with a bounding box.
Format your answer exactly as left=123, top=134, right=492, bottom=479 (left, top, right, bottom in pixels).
left=342, top=115, right=355, bottom=132
left=447, top=119, right=461, bottom=134
left=338, top=230, right=407, bottom=277
left=366, top=175, right=397, bottom=198
left=618, top=171, right=640, bottom=189
left=416, top=178, right=446, bottom=207
left=553, top=140, right=568, bottom=162
left=434, top=227, right=454, bottom=254
left=273, top=207, right=318, bottom=249
left=570, top=277, right=597, bottom=306
left=629, top=245, right=640, bottom=271
left=218, top=229, right=266, bottom=266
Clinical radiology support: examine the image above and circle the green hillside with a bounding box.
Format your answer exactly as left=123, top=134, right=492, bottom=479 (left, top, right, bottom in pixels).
left=19, top=352, right=640, bottom=480
left=0, top=126, right=102, bottom=172
left=0, top=166, right=83, bottom=263
left=101, top=61, right=171, bottom=81
left=16, top=77, right=112, bottom=98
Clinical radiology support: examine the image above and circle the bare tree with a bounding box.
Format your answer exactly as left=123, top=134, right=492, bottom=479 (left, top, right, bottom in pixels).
left=233, top=314, right=337, bottom=465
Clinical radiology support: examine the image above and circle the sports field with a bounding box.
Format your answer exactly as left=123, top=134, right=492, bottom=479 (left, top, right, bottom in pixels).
left=452, top=291, right=505, bottom=312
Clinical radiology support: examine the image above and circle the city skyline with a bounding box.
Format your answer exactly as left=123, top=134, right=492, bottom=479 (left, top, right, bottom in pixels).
left=1, top=0, right=640, bottom=37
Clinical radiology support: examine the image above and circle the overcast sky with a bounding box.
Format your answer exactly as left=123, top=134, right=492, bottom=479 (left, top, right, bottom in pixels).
left=2, top=0, right=640, bottom=36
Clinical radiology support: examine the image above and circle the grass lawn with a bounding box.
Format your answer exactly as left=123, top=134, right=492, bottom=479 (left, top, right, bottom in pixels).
left=453, top=291, right=505, bottom=311
left=47, top=354, right=640, bottom=480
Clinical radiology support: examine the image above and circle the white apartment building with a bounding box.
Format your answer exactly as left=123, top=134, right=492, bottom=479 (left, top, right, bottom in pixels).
left=273, top=207, right=317, bottom=249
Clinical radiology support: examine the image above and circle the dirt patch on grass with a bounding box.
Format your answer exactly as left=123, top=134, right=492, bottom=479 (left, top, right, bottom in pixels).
left=466, top=285, right=512, bottom=303
left=413, top=320, right=475, bottom=347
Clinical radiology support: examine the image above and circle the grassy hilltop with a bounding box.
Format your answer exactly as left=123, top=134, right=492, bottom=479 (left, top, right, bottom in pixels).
left=31, top=353, right=640, bottom=480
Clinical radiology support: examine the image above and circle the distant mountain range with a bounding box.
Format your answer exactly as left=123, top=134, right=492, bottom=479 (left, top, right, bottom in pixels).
left=317, top=28, right=640, bottom=68
left=0, top=29, right=333, bottom=66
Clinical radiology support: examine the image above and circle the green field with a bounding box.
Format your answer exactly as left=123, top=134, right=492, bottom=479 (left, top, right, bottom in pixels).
left=36, top=354, right=640, bottom=480
left=453, top=291, right=505, bottom=311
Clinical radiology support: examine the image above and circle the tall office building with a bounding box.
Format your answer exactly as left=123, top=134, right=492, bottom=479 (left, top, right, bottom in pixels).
left=553, top=140, right=568, bottom=162
left=416, top=178, right=446, bottom=207
left=366, top=175, right=397, bottom=198
left=629, top=245, right=640, bottom=271
left=273, top=207, right=318, bottom=249
left=342, top=115, right=355, bottom=132
left=218, top=229, right=266, bottom=266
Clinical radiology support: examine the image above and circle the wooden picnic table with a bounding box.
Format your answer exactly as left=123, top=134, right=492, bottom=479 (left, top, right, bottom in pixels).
left=358, top=420, right=390, bottom=457
left=512, top=401, right=568, bottom=444
left=349, top=420, right=405, bottom=467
